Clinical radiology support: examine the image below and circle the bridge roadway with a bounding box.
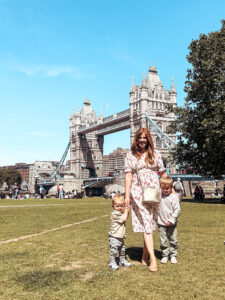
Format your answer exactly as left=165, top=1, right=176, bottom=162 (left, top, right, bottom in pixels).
left=78, top=109, right=130, bottom=135
left=37, top=174, right=213, bottom=194
left=83, top=176, right=113, bottom=188
left=78, top=108, right=175, bottom=136
left=83, top=174, right=215, bottom=188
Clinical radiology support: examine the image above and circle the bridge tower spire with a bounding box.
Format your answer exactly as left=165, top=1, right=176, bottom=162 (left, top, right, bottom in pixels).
left=170, top=76, right=177, bottom=104
left=140, top=70, right=148, bottom=128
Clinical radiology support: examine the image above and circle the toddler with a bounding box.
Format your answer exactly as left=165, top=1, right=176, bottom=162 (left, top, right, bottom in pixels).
left=108, top=194, right=131, bottom=270
left=158, top=176, right=180, bottom=264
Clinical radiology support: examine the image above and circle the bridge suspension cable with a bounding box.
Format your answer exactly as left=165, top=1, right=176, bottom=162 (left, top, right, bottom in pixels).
left=35, top=141, right=71, bottom=183
left=145, top=112, right=176, bottom=150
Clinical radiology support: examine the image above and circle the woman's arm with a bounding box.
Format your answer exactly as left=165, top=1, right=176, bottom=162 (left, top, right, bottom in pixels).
left=125, top=172, right=132, bottom=208
left=159, top=170, right=167, bottom=178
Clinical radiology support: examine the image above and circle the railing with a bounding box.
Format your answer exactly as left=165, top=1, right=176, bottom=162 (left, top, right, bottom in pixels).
left=83, top=176, right=113, bottom=187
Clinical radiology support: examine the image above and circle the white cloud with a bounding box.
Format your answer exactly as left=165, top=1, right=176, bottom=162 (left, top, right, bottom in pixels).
left=44, top=66, right=73, bottom=77
left=7, top=57, right=82, bottom=78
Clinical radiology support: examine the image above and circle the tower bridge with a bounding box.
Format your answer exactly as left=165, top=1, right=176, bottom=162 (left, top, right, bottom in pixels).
left=70, top=64, right=177, bottom=180
left=33, top=64, right=177, bottom=193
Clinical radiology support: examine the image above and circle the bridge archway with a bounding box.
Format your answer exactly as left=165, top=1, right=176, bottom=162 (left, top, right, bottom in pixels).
left=81, top=167, right=96, bottom=178
left=39, top=173, right=50, bottom=178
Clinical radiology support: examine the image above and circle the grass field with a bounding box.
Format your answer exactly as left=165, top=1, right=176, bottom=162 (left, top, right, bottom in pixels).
left=0, top=198, right=224, bottom=300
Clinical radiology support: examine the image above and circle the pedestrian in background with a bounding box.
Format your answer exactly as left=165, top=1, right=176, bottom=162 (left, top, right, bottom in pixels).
left=59, top=184, right=64, bottom=199
left=14, top=182, right=19, bottom=200
left=173, top=178, right=184, bottom=201
left=39, top=185, right=45, bottom=200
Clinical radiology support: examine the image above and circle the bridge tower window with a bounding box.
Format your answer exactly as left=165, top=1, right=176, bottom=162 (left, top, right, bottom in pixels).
left=156, top=137, right=162, bottom=149
left=87, top=151, right=92, bottom=160
left=156, top=122, right=162, bottom=130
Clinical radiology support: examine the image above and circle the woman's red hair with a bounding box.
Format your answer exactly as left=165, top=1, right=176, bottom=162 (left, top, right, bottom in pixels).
left=131, top=128, right=155, bottom=165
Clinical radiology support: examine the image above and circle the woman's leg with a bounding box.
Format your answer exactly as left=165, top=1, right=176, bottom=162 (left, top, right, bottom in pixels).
left=143, top=232, right=157, bottom=269
left=142, top=240, right=149, bottom=265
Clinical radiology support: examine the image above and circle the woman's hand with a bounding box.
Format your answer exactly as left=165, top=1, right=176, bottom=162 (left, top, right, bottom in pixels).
left=159, top=170, right=167, bottom=178
left=125, top=172, right=132, bottom=209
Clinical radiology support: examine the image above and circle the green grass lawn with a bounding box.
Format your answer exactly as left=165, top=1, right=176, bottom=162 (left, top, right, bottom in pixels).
left=0, top=198, right=224, bottom=300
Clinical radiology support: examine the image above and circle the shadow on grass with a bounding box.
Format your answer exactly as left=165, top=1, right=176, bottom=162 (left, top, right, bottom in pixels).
left=183, top=198, right=225, bottom=204
left=126, top=247, right=162, bottom=262
left=15, top=270, right=79, bottom=290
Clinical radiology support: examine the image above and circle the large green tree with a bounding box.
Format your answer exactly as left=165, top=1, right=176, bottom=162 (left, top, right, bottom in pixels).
left=169, top=21, right=225, bottom=178
left=0, top=168, right=22, bottom=188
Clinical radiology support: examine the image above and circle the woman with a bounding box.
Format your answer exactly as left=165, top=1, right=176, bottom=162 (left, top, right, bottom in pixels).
left=124, top=128, right=166, bottom=272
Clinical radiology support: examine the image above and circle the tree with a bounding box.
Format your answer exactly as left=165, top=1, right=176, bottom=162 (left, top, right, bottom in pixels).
left=0, top=168, right=22, bottom=188
left=169, top=21, right=225, bottom=179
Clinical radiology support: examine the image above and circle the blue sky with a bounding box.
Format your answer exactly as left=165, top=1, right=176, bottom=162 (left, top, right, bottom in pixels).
left=0, top=0, right=224, bottom=166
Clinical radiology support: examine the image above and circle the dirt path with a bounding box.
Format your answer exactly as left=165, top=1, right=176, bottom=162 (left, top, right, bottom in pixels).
left=0, top=214, right=108, bottom=245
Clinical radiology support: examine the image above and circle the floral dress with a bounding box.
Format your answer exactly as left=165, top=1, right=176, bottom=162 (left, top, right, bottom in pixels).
left=124, top=150, right=165, bottom=234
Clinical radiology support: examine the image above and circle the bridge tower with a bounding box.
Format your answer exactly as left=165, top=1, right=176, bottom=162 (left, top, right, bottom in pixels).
left=70, top=99, right=104, bottom=179
left=129, top=64, right=177, bottom=168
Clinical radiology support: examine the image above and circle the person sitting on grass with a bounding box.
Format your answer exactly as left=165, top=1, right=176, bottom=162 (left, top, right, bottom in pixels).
left=108, top=194, right=131, bottom=270
left=158, top=176, right=180, bottom=264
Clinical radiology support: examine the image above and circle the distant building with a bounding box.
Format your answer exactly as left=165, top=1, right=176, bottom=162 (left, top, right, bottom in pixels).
left=102, top=148, right=129, bottom=177
left=0, top=163, right=33, bottom=183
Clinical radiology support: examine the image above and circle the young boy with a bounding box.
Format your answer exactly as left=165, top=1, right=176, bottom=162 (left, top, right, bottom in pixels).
left=108, top=194, right=131, bottom=270
left=158, top=176, right=180, bottom=264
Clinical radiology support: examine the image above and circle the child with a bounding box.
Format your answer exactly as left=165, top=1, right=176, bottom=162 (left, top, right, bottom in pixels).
left=108, top=194, right=131, bottom=270
left=158, top=176, right=180, bottom=264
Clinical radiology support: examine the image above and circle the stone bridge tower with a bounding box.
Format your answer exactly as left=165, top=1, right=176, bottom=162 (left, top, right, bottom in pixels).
left=70, top=99, right=104, bottom=179
left=129, top=64, right=177, bottom=168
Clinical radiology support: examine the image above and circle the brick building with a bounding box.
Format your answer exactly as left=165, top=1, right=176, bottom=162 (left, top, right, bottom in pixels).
left=102, top=148, right=129, bottom=177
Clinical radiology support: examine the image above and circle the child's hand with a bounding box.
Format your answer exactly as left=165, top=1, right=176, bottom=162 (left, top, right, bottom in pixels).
left=167, top=221, right=173, bottom=226
left=125, top=196, right=130, bottom=208
left=125, top=207, right=130, bottom=213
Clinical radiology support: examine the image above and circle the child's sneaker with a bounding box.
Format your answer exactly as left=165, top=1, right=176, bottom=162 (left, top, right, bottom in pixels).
left=171, top=257, right=177, bottom=264
left=119, top=259, right=131, bottom=267
left=109, top=262, right=119, bottom=270
left=161, top=257, right=168, bottom=264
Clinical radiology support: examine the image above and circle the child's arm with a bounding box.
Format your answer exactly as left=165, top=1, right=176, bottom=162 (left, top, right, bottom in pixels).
left=167, top=196, right=180, bottom=226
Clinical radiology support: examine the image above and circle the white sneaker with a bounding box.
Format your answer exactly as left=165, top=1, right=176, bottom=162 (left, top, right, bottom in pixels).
left=119, top=259, right=131, bottom=267
left=171, top=257, right=177, bottom=264
left=109, top=263, right=119, bottom=270
left=161, top=257, right=168, bottom=264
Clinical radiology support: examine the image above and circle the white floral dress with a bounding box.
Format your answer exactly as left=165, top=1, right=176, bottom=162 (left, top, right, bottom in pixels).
left=124, top=150, right=165, bottom=234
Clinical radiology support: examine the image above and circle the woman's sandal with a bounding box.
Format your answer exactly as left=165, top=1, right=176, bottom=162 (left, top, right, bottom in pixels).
left=149, top=265, right=158, bottom=272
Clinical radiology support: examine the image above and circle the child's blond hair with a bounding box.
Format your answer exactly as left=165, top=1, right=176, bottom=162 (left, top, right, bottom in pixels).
left=160, top=176, right=173, bottom=188
left=112, top=194, right=125, bottom=205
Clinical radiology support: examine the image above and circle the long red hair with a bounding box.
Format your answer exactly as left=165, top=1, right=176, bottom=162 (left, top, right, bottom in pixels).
left=131, top=128, right=155, bottom=165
